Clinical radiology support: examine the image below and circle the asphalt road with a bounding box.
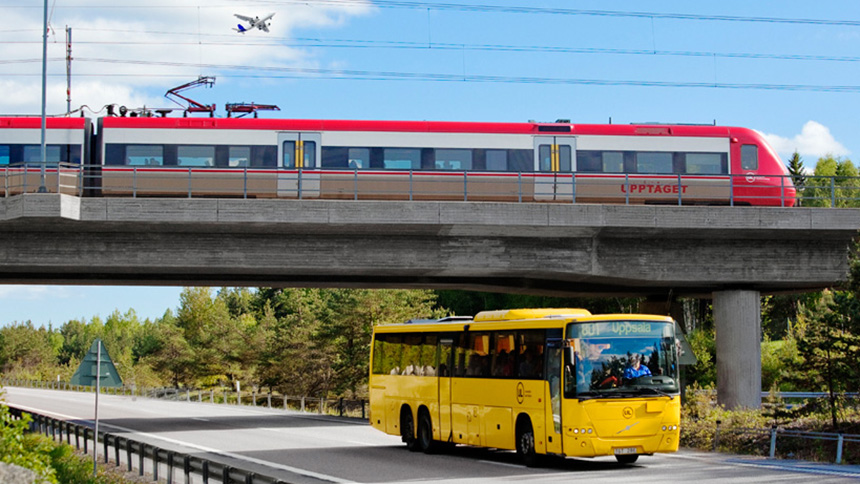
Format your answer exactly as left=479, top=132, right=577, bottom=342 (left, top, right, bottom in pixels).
left=4, top=386, right=859, bottom=483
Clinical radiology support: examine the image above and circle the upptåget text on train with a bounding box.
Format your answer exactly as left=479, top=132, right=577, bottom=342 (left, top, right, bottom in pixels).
left=0, top=116, right=796, bottom=206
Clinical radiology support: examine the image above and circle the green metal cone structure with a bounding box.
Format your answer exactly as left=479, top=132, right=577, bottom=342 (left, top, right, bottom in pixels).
left=70, top=338, right=123, bottom=388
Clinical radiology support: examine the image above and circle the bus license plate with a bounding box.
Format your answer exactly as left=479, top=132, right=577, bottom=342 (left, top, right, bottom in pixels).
left=614, top=447, right=637, bottom=455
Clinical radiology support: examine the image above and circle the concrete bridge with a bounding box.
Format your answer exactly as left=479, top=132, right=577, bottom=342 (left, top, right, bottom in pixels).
left=1, top=193, right=858, bottom=409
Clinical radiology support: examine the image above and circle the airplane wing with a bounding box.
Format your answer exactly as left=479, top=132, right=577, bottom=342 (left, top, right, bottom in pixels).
left=260, top=13, right=275, bottom=22
left=234, top=14, right=254, bottom=22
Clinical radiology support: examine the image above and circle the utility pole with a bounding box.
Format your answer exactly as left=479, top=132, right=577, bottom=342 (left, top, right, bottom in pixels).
left=39, top=0, right=48, bottom=192
left=66, top=26, right=72, bottom=115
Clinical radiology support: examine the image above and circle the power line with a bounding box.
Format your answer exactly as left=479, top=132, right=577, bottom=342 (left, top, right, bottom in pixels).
left=16, top=56, right=860, bottom=93
left=7, top=1, right=860, bottom=27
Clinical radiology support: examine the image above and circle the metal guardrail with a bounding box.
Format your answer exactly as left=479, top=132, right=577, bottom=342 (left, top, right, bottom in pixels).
left=4, top=162, right=860, bottom=207
left=713, top=422, right=860, bottom=464
left=7, top=405, right=288, bottom=484
left=3, top=379, right=368, bottom=419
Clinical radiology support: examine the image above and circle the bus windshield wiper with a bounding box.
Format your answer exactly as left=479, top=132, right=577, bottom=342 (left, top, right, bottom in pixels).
left=635, top=387, right=674, bottom=398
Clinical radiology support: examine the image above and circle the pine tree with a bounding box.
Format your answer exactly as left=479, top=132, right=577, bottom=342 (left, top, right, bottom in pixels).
left=786, top=151, right=805, bottom=206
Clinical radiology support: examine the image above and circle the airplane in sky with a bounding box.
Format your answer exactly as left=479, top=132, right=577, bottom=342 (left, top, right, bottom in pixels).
left=233, top=13, right=275, bottom=33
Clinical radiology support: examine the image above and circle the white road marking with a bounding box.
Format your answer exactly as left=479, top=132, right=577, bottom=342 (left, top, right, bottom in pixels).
left=9, top=402, right=358, bottom=484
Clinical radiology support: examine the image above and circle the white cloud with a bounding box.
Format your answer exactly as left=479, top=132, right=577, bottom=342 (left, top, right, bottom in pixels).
left=760, top=121, right=850, bottom=159
left=0, top=1, right=373, bottom=114
left=0, top=285, right=75, bottom=300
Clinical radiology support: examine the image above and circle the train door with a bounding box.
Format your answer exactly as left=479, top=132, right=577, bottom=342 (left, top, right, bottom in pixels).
left=534, top=136, right=575, bottom=201
left=544, top=336, right=563, bottom=454
left=277, top=132, right=321, bottom=198
left=438, top=336, right=455, bottom=443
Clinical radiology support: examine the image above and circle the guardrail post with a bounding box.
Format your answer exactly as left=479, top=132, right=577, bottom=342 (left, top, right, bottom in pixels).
left=202, top=460, right=209, bottom=484
left=836, top=433, right=844, bottom=464
left=831, top=177, right=836, bottom=207
left=319, top=397, right=324, bottom=414
left=211, top=389, right=214, bottom=404
left=115, top=436, right=121, bottom=466
left=729, top=176, right=734, bottom=206
left=246, top=472, right=255, bottom=484
left=126, top=439, right=133, bottom=472
left=268, top=393, right=272, bottom=409
left=301, top=396, right=305, bottom=412
left=153, top=447, right=159, bottom=481
left=362, top=400, right=366, bottom=420
left=769, top=425, right=777, bottom=458
left=223, top=465, right=231, bottom=484
left=138, top=444, right=145, bottom=476
left=713, top=420, right=721, bottom=452
left=104, top=434, right=109, bottom=463
left=83, top=428, right=89, bottom=454
left=624, top=174, right=630, bottom=205
left=167, top=451, right=174, bottom=484
left=339, top=398, right=344, bottom=417
left=184, top=455, right=191, bottom=484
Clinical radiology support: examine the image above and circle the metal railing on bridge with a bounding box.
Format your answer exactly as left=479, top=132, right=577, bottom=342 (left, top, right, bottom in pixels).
left=4, top=163, right=859, bottom=208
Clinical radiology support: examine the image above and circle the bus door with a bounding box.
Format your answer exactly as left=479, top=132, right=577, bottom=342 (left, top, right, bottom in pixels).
left=544, top=338, right=564, bottom=454
left=534, top=136, right=575, bottom=202
left=438, top=336, right=455, bottom=443
left=277, top=132, right=321, bottom=198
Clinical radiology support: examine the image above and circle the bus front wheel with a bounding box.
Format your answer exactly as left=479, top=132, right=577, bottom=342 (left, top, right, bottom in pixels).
left=516, top=419, right=537, bottom=467
left=615, top=454, right=639, bottom=464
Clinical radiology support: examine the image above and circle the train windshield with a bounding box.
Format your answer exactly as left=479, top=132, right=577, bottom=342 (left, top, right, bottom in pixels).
left=564, top=321, right=679, bottom=399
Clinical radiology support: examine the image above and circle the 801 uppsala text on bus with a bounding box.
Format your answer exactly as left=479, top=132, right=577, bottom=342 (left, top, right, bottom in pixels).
left=369, top=308, right=681, bottom=466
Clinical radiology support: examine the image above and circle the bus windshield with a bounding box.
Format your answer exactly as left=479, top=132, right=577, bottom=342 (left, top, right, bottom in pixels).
left=564, top=320, right=679, bottom=399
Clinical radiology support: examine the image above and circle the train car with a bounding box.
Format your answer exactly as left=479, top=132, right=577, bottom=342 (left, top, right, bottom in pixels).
left=95, top=117, right=796, bottom=206
left=0, top=117, right=91, bottom=196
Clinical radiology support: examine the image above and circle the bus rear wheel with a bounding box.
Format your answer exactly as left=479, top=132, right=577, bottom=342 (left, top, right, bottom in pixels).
left=516, top=419, right=538, bottom=467
left=417, top=411, right=436, bottom=453
left=615, top=454, right=639, bottom=465
left=401, top=409, right=419, bottom=452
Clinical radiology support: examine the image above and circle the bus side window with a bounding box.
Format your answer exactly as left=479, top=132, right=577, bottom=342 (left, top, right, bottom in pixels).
left=741, top=145, right=758, bottom=171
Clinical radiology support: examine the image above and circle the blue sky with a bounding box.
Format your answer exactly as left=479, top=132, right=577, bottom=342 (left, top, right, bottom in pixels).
left=2, top=0, right=860, bottom=326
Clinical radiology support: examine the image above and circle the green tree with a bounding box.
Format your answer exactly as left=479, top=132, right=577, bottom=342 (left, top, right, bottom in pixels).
left=786, top=151, right=806, bottom=206
left=804, top=155, right=860, bottom=207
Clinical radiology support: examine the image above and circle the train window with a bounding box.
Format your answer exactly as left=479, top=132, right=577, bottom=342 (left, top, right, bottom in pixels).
left=178, top=146, right=215, bottom=167
left=383, top=148, right=421, bottom=169
left=486, top=150, right=506, bottom=171
left=435, top=149, right=472, bottom=170
left=509, top=150, right=533, bottom=172
left=539, top=145, right=552, bottom=171
left=0, top=146, right=9, bottom=165
left=228, top=147, right=251, bottom=167
left=124, top=145, right=163, bottom=166
left=686, top=153, right=726, bottom=174
left=741, top=145, right=758, bottom=171
left=283, top=141, right=296, bottom=168
left=303, top=141, right=316, bottom=168
left=602, top=152, right=624, bottom=173
left=636, top=152, right=673, bottom=174
left=559, top=145, right=572, bottom=172
left=348, top=148, right=369, bottom=169
left=23, top=145, right=61, bottom=163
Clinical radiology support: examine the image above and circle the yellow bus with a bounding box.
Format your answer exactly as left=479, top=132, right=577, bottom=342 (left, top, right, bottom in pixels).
left=369, top=308, right=681, bottom=465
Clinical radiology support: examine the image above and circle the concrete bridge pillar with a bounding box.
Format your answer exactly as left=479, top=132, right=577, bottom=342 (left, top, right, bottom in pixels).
left=713, top=290, right=762, bottom=410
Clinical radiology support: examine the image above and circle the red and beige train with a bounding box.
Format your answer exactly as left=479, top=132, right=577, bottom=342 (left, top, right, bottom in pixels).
left=0, top=115, right=796, bottom=206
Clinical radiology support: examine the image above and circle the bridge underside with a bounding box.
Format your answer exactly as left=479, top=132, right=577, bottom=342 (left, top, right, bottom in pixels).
left=0, top=194, right=854, bottom=297
left=2, top=194, right=859, bottom=410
